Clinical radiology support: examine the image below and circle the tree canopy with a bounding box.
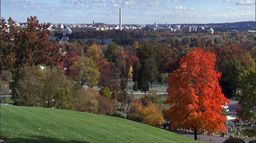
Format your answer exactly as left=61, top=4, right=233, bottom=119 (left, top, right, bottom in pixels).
left=166, top=48, right=228, bottom=140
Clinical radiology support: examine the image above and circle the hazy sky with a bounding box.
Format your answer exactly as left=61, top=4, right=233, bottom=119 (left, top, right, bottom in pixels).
left=1, top=0, right=255, bottom=24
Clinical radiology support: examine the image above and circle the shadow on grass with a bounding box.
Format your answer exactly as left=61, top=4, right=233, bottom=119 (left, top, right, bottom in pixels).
left=4, top=135, right=90, bottom=143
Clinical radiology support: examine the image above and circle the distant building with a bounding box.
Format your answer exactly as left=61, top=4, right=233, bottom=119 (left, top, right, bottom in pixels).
left=208, top=28, right=214, bottom=34
left=119, top=8, right=122, bottom=31
left=175, top=25, right=181, bottom=30
left=62, top=26, right=72, bottom=35
left=188, top=26, right=198, bottom=32
left=154, top=22, right=158, bottom=30
left=59, top=24, right=64, bottom=29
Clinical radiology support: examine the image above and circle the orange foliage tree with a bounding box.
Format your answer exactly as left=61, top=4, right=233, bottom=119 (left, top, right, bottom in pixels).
left=165, top=48, right=228, bottom=140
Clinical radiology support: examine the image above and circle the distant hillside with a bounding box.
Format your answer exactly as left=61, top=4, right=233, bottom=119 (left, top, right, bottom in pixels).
left=180, top=21, right=256, bottom=32
left=207, top=21, right=256, bottom=31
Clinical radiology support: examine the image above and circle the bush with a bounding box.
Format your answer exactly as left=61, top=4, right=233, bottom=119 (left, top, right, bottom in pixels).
left=141, top=91, right=162, bottom=106
left=142, top=102, right=165, bottom=126
left=0, top=70, right=12, bottom=94
left=74, top=89, right=99, bottom=113
left=0, top=98, right=14, bottom=104
left=242, top=129, right=256, bottom=137
left=128, top=101, right=164, bottom=126
left=223, top=137, right=245, bottom=143
left=99, top=86, right=112, bottom=99
left=128, top=101, right=144, bottom=122
left=42, top=67, right=76, bottom=109
left=14, top=66, right=78, bottom=109
left=13, top=65, right=118, bottom=115
left=96, top=95, right=117, bottom=115
left=14, top=66, right=45, bottom=106
left=75, top=88, right=117, bottom=115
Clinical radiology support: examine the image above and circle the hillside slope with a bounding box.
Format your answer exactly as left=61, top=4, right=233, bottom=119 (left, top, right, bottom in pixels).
left=0, top=106, right=199, bottom=143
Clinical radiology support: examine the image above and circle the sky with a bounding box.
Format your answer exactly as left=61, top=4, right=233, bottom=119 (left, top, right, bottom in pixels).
left=1, top=0, right=255, bottom=24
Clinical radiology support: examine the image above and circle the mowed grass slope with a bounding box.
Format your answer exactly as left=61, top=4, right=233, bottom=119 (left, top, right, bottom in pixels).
left=0, top=106, right=199, bottom=143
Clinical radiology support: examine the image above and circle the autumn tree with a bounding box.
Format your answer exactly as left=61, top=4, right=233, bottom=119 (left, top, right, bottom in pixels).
left=98, top=59, right=121, bottom=91
left=166, top=48, right=228, bottom=140
left=0, top=17, right=61, bottom=72
left=86, top=43, right=102, bottom=62
left=155, top=45, right=175, bottom=73
left=0, top=17, right=63, bottom=99
left=62, top=44, right=80, bottom=78
left=116, top=48, right=139, bottom=89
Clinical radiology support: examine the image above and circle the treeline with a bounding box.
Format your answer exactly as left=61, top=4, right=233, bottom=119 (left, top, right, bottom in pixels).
left=1, top=17, right=256, bottom=128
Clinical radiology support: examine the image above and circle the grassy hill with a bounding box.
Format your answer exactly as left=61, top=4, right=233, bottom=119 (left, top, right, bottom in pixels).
left=0, top=106, right=199, bottom=143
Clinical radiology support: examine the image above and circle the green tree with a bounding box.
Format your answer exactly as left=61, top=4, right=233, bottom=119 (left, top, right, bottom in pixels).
left=42, top=67, right=76, bottom=109
left=72, top=56, right=100, bottom=87
left=237, top=54, right=256, bottom=122
left=219, top=59, right=242, bottom=99
left=99, top=86, right=112, bottom=99
left=14, top=66, right=44, bottom=106
left=14, top=66, right=78, bottom=109
left=136, top=43, right=159, bottom=93
left=104, top=42, right=120, bottom=64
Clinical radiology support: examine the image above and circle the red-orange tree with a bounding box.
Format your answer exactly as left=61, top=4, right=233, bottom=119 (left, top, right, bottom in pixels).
left=166, top=48, right=228, bottom=140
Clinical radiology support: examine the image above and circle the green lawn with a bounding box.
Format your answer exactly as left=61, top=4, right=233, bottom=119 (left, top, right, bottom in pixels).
left=0, top=106, right=199, bottom=143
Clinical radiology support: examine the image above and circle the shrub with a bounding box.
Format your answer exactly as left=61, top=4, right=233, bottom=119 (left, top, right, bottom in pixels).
left=141, top=91, right=162, bottom=106
left=14, top=66, right=45, bottom=106
left=42, top=67, right=76, bottom=109
left=75, top=88, right=117, bottom=115
left=74, top=89, right=99, bottom=113
left=96, top=95, right=117, bottom=115
left=13, top=65, right=118, bottom=115
left=0, top=70, right=12, bottom=94
left=142, top=102, right=165, bottom=126
left=0, top=98, right=14, bottom=104
left=99, top=86, right=112, bottom=99
left=14, top=66, right=78, bottom=109
left=128, top=101, right=144, bottom=122
left=242, top=129, right=256, bottom=137
left=223, top=137, right=245, bottom=143
left=128, top=101, right=164, bottom=126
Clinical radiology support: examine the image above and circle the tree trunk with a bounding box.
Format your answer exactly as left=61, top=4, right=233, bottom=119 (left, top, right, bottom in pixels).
left=194, top=129, right=198, bottom=140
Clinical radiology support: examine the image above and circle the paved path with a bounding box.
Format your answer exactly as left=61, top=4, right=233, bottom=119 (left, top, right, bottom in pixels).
left=174, top=131, right=250, bottom=143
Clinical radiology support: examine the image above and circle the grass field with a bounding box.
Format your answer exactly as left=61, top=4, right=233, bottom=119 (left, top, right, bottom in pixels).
left=0, top=106, right=199, bottom=143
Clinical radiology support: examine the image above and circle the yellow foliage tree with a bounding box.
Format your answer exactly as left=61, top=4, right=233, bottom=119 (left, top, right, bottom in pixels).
left=86, top=43, right=102, bottom=62
left=129, top=101, right=164, bottom=126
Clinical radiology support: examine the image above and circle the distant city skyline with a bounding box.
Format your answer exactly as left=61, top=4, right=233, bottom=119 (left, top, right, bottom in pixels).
left=1, top=0, right=255, bottom=24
